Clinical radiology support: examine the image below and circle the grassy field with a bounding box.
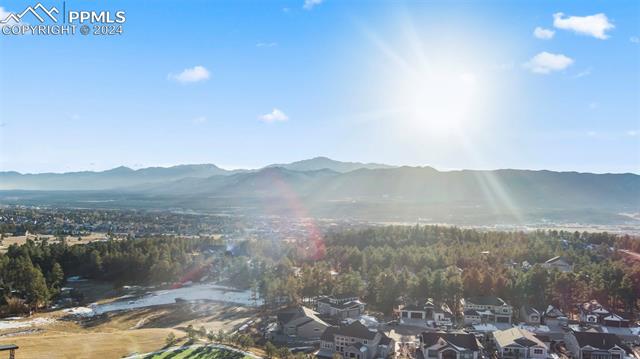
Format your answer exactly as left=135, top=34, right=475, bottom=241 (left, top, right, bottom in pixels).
left=143, top=346, right=252, bottom=359
left=0, top=300, right=257, bottom=358
left=0, top=328, right=181, bottom=359
left=0, top=232, right=110, bottom=253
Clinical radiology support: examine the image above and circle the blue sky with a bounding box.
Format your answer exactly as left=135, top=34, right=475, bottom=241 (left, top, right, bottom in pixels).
left=0, top=0, right=638, bottom=174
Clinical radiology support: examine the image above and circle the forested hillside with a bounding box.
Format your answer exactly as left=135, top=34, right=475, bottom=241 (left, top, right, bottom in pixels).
left=3, top=225, right=636, bottom=317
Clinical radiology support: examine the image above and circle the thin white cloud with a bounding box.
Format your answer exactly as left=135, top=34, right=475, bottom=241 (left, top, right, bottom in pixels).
left=259, top=108, right=289, bottom=123
left=553, top=12, right=614, bottom=39
left=533, top=27, right=555, bottom=39
left=627, top=130, right=638, bottom=137
left=168, top=65, right=210, bottom=83
left=574, top=67, right=592, bottom=78
left=192, top=116, right=207, bottom=125
left=523, top=52, right=574, bottom=74
left=303, top=0, right=323, bottom=10
left=256, top=42, right=277, bottom=48
left=631, top=36, right=640, bottom=44
left=588, top=102, right=598, bottom=110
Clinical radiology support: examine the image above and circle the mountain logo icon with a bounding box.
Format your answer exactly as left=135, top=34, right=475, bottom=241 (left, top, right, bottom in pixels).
left=0, top=3, right=59, bottom=24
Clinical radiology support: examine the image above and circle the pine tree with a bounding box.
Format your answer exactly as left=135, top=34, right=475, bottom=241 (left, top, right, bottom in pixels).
left=25, top=266, right=49, bottom=310
left=48, top=262, right=64, bottom=290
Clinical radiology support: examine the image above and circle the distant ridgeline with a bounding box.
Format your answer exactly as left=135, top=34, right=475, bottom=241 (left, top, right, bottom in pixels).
left=1, top=157, right=638, bottom=225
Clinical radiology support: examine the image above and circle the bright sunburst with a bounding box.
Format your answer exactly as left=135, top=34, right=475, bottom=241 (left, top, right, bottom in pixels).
left=359, top=12, right=498, bottom=140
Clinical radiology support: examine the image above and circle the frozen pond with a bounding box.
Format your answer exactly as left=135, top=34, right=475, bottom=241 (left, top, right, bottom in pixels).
left=91, top=283, right=255, bottom=315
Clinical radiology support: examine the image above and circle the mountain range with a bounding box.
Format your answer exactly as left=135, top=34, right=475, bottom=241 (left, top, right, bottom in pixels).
left=1, top=157, right=638, bottom=225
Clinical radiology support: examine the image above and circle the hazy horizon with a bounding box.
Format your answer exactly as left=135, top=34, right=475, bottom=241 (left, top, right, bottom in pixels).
left=1, top=156, right=639, bottom=176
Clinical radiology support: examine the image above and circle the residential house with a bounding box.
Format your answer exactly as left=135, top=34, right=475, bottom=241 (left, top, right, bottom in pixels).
left=520, top=306, right=541, bottom=325
left=317, top=321, right=394, bottom=359
left=398, top=298, right=453, bottom=327
left=432, top=303, right=454, bottom=327
left=602, top=313, right=631, bottom=328
left=419, top=332, right=482, bottom=359
left=570, top=326, right=640, bottom=348
left=579, top=301, right=630, bottom=328
left=493, top=327, right=549, bottom=359
left=580, top=300, right=610, bottom=324
left=541, top=256, right=573, bottom=273
left=463, top=310, right=482, bottom=326
left=316, top=294, right=366, bottom=319
left=461, top=296, right=513, bottom=324
left=566, top=332, right=631, bottom=359
left=541, top=305, right=567, bottom=327
left=399, top=304, right=429, bottom=321
left=269, top=306, right=330, bottom=342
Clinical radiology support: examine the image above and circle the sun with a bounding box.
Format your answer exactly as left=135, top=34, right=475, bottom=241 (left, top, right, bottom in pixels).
left=394, top=67, right=480, bottom=136
left=358, top=14, right=496, bottom=140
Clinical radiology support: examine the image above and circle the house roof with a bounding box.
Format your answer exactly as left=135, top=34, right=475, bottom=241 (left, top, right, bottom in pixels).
left=401, top=304, right=426, bottom=312
left=464, top=296, right=508, bottom=307
left=603, top=313, right=630, bottom=322
left=333, top=293, right=359, bottom=300
left=494, top=328, right=546, bottom=349
left=379, top=333, right=393, bottom=346
left=333, top=321, right=378, bottom=340
left=421, top=332, right=480, bottom=351
left=522, top=306, right=540, bottom=316
left=277, top=306, right=328, bottom=327
left=318, top=297, right=364, bottom=309
left=543, top=305, right=565, bottom=318
left=545, top=256, right=572, bottom=265
left=321, top=326, right=338, bottom=341
left=581, top=300, right=606, bottom=313
left=347, top=342, right=367, bottom=351
left=573, top=332, right=631, bottom=353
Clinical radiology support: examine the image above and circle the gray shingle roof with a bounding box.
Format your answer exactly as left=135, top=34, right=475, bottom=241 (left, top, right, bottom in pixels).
left=465, top=296, right=507, bottom=306
left=421, top=332, right=480, bottom=351
left=321, top=326, right=338, bottom=341
left=334, top=321, right=377, bottom=340
left=573, top=332, right=630, bottom=353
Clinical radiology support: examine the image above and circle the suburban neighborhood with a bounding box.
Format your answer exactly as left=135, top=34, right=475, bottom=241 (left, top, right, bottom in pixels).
left=261, top=293, right=639, bottom=359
